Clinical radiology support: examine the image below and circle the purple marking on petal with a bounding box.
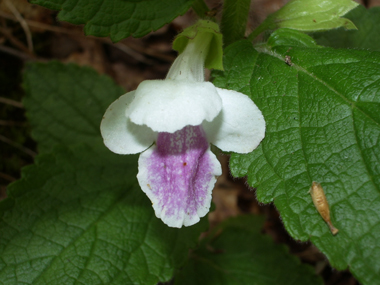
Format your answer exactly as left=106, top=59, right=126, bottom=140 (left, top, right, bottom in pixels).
left=138, top=125, right=221, bottom=227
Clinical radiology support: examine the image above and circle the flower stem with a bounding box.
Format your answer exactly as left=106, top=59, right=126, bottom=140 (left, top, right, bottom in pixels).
left=221, top=0, right=251, bottom=46
left=247, top=20, right=271, bottom=41
left=192, top=0, right=210, bottom=18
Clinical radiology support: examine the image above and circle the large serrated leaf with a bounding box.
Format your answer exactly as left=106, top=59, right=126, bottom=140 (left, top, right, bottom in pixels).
left=0, top=62, right=208, bottom=284
left=23, top=62, right=125, bottom=153
left=212, top=34, right=380, bottom=284
left=174, top=215, right=323, bottom=285
left=30, top=0, right=194, bottom=41
left=0, top=144, right=207, bottom=284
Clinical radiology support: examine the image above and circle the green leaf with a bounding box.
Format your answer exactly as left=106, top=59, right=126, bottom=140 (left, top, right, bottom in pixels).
left=0, top=144, right=207, bottom=284
left=175, top=215, right=323, bottom=285
left=267, top=29, right=320, bottom=48
left=30, top=0, right=194, bottom=41
left=5, top=62, right=209, bottom=283
left=268, top=0, right=358, bottom=31
left=23, top=61, right=125, bottom=153
left=221, top=0, right=251, bottom=46
left=313, top=5, right=380, bottom=51
left=248, top=0, right=358, bottom=40
left=212, top=39, right=380, bottom=284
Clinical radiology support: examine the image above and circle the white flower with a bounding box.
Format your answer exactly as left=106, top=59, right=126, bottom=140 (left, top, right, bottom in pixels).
left=100, top=32, right=265, bottom=228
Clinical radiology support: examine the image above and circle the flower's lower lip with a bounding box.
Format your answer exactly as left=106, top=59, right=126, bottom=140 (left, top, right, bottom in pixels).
left=137, top=125, right=222, bottom=228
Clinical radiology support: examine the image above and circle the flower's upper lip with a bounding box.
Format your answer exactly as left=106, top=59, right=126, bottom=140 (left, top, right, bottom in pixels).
left=127, top=79, right=223, bottom=133
left=101, top=21, right=265, bottom=156
left=100, top=85, right=266, bottom=155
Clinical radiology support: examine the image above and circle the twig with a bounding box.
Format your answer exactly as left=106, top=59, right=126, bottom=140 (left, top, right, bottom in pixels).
left=0, top=120, right=26, bottom=126
left=0, top=26, right=32, bottom=55
left=0, top=134, right=36, bottom=158
left=0, top=44, right=41, bottom=61
left=121, top=40, right=175, bottom=62
left=0, top=96, right=23, bottom=108
left=3, top=0, right=33, bottom=52
left=0, top=172, right=16, bottom=182
left=113, top=42, right=155, bottom=65
left=0, top=10, right=80, bottom=36
left=0, top=10, right=175, bottom=63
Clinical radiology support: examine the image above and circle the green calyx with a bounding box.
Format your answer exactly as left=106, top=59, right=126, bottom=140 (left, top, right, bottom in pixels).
left=173, top=20, right=223, bottom=71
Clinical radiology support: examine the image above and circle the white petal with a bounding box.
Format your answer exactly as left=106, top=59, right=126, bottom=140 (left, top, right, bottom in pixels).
left=128, top=80, right=222, bottom=133
left=100, top=92, right=156, bottom=154
left=203, top=88, right=266, bottom=153
left=166, top=39, right=207, bottom=82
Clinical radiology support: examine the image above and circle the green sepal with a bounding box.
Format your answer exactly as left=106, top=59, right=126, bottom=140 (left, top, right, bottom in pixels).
left=173, top=20, right=223, bottom=70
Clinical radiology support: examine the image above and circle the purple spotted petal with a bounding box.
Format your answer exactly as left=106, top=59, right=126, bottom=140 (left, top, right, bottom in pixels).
left=137, top=125, right=222, bottom=228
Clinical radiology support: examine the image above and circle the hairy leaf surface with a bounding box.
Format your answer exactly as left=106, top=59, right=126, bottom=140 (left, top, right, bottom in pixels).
left=0, top=62, right=208, bottom=284
left=30, top=0, right=193, bottom=41
left=212, top=32, right=380, bottom=284
left=0, top=145, right=206, bottom=284
left=23, top=62, right=124, bottom=153
left=175, top=215, right=323, bottom=285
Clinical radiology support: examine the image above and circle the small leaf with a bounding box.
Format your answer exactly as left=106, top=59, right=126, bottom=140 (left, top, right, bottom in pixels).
left=267, top=28, right=320, bottom=48
left=313, top=5, right=380, bottom=51
left=30, top=0, right=194, bottom=41
left=175, top=215, right=323, bottom=285
left=23, top=61, right=125, bottom=153
left=0, top=145, right=207, bottom=284
left=212, top=38, right=380, bottom=284
left=249, top=0, right=358, bottom=40
left=267, top=0, right=358, bottom=31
